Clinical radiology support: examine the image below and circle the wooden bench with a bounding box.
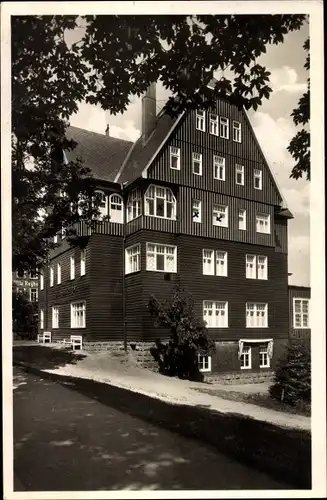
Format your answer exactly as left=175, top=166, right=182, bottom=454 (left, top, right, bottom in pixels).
left=62, top=335, right=83, bottom=351
left=37, top=331, right=52, bottom=344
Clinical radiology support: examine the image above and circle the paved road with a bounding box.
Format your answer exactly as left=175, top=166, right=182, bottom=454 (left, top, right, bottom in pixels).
left=13, top=367, right=288, bottom=491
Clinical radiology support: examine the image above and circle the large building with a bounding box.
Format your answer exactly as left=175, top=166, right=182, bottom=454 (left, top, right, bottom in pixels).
left=13, top=271, right=39, bottom=303
left=38, top=81, right=295, bottom=377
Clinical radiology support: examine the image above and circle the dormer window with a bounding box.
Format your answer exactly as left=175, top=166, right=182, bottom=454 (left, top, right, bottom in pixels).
left=196, top=110, right=205, bottom=132
left=145, top=185, right=176, bottom=220
left=93, top=190, right=107, bottom=219
left=170, top=146, right=180, bottom=170
left=127, top=189, right=141, bottom=222
left=192, top=153, right=202, bottom=176
left=109, top=194, right=123, bottom=224
left=209, top=113, right=219, bottom=136
left=219, top=117, right=229, bottom=139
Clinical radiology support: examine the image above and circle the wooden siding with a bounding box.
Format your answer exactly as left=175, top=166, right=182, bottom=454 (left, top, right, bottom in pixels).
left=274, top=217, right=288, bottom=254
left=288, top=286, right=311, bottom=340
left=148, top=103, right=282, bottom=206
left=124, top=230, right=288, bottom=343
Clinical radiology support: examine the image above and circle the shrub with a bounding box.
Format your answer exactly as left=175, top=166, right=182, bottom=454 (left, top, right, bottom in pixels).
left=148, top=287, right=215, bottom=381
left=269, top=342, right=311, bottom=408
left=12, top=288, right=38, bottom=339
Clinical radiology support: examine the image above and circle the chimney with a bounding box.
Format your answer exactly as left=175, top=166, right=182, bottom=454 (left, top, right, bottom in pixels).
left=105, top=124, right=110, bottom=137
left=142, top=82, right=156, bottom=145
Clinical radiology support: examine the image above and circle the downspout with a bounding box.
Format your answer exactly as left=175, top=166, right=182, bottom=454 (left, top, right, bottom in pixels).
left=122, top=183, right=127, bottom=352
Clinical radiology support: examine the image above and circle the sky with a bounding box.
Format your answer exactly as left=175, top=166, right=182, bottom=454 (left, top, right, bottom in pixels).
left=69, top=21, right=310, bottom=287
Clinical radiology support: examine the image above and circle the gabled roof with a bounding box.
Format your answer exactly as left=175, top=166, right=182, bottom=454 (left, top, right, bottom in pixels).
left=65, top=126, right=133, bottom=183
left=117, top=112, right=181, bottom=185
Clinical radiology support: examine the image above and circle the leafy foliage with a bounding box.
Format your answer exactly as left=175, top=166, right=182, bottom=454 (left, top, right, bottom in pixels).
left=12, top=15, right=307, bottom=273
left=148, top=288, right=215, bottom=381
left=12, top=288, right=38, bottom=339
left=269, top=342, right=311, bottom=408
left=288, top=37, right=310, bottom=180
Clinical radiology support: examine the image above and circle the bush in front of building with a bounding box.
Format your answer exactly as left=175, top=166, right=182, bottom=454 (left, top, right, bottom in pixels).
left=12, top=288, right=38, bottom=339
left=148, top=288, right=215, bottom=382
left=269, top=342, right=311, bottom=409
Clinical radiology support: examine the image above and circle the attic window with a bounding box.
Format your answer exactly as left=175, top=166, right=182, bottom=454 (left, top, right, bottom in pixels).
left=196, top=110, right=206, bottom=132
left=170, top=146, right=180, bottom=170
left=254, top=169, right=262, bottom=190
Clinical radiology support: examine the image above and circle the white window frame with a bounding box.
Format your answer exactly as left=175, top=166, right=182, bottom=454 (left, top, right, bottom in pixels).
left=219, top=117, right=229, bottom=139
left=70, top=301, right=86, bottom=329
left=40, top=309, right=44, bottom=329
left=213, top=204, right=228, bottom=227
left=213, top=155, right=225, bottom=181
left=240, top=346, right=252, bottom=370
left=254, top=169, right=263, bottom=190
left=238, top=209, right=246, bottom=230
left=232, top=121, right=242, bottom=143
left=246, top=303, right=268, bottom=328
left=257, top=255, right=268, bottom=280
left=93, top=190, right=108, bottom=219
left=146, top=243, right=177, bottom=273
left=145, top=185, right=176, bottom=220
left=215, top=251, right=228, bottom=277
left=198, top=355, right=212, bottom=372
left=192, top=199, right=202, bottom=223
left=70, top=255, right=75, bottom=280
left=293, top=298, right=310, bottom=329
left=30, top=288, right=38, bottom=302
left=127, top=189, right=141, bottom=222
left=256, top=213, right=271, bottom=234
left=109, top=194, right=123, bottom=224
left=202, top=249, right=214, bottom=275
left=170, top=146, right=180, bottom=170
left=50, top=266, right=54, bottom=287
left=57, top=263, right=61, bottom=284
left=203, top=300, right=228, bottom=328
left=52, top=306, right=59, bottom=329
left=192, top=152, right=202, bottom=176
left=246, top=255, right=268, bottom=280
left=209, top=113, right=219, bottom=136
left=54, top=234, right=58, bottom=243
left=80, top=250, right=86, bottom=276
left=40, top=271, right=44, bottom=291
left=125, top=244, right=141, bottom=274
left=196, top=110, right=206, bottom=131
left=235, top=164, right=244, bottom=186
left=259, top=346, right=270, bottom=368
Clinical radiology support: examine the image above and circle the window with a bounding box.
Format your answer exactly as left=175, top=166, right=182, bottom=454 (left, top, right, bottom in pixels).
left=125, top=244, right=141, bottom=274
left=127, top=189, right=141, bottom=222
left=232, top=121, right=242, bottom=143
left=209, top=113, right=219, bottom=136
left=259, top=346, right=270, bottom=368
left=213, top=204, right=228, bottom=227
left=235, top=164, right=244, bottom=186
left=145, top=185, right=176, bottom=220
left=256, top=213, right=270, bottom=234
left=246, top=303, right=268, bottom=328
left=203, top=301, right=228, bottom=328
left=246, top=255, right=268, bottom=280
left=219, top=117, right=229, bottom=139
left=54, top=234, right=58, bottom=244
left=198, top=355, right=212, bottom=372
left=240, top=346, right=252, bottom=369
left=70, top=301, right=86, bottom=328
left=238, top=209, right=246, bottom=230
left=109, top=194, right=123, bottom=223
left=196, top=110, right=205, bottom=131
left=213, top=155, right=225, bottom=181
left=216, top=251, right=228, bottom=277
left=192, top=153, right=202, bottom=176
left=80, top=250, right=86, bottom=276
left=192, top=199, right=202, bottom=223
left=40, top=272, right=44, bottom=290
left=93, top=190, right=107, bottom=219
left=170, top=146, right=180, bottom=170
left=57, top=263, right=61, bottom=284
left=30, top=288, right=38, bottom=302
left=203, top=249, right=214, bottom=275
left=146, top=243, right=177, bottom=273
left=254, top=169, right=262, bottom=190
left=40, top=309, right=44, bottom=329
left=70, top=256, right=75, bottom=280
left=50, top=266, right=54, bottom=287
left=52, top=306, right=59, bottom=329
left=293, top=298, right=310, bottom=328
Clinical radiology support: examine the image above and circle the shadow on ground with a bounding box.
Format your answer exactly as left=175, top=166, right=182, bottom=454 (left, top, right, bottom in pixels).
left=13, top=345, right=86, bottom=370
left=14, top=363, right=311, bottom=490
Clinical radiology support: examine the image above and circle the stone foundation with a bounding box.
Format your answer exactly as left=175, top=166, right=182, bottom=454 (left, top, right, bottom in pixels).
left=204, top=371, right=275, bottom=385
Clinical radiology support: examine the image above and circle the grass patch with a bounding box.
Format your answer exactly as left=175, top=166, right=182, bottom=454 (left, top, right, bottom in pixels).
left=193, top=387, right=311, bottom=417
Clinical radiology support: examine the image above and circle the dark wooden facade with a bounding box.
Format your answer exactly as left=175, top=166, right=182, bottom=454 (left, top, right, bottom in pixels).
left=39, top=89, right=295, bottom=374
left=288, top=285, right=311, bottom=345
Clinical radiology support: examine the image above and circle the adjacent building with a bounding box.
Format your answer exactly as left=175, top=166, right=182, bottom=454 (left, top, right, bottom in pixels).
left=13, top=271, right=39, bottom=303
left=288, top=285, right=311, bottom=347
left=38, top=81, right=295, bottom=377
